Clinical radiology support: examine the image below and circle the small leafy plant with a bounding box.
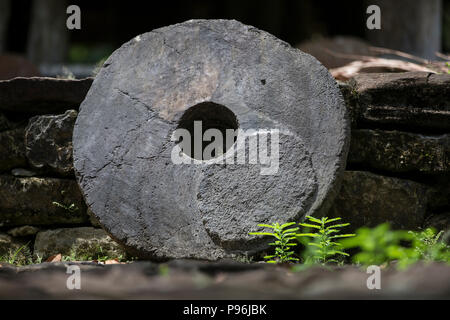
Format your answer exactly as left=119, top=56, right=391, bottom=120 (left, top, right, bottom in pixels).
left=249, top=222, right=299, bottom=264
left=297, top=216, right=355, bottom=265
left=340, top=223, right=414, bottom=268
left=409, top=228, right=450, bottom=264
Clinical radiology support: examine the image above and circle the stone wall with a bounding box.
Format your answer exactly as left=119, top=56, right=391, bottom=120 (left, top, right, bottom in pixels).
left=0, top=72, right=449, bottom=260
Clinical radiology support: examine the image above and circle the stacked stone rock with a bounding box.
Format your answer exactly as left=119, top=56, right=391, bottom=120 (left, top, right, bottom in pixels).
left=0, top=77, right=125, bottom=261
left=334, top=72, right=450, bottom=231
left=0, top=72, right=449, bottom=261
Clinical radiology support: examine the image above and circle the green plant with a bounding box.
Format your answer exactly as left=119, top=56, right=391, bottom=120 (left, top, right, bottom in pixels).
left=340, top=223, right=414, bottom=268
left=409, top=228, right=450, bottom=264
left=52, top=201, right=79, bottom=213
left=0, top=243, right=32, bottom=266
left=249, top=222, right=299, bottom=264
left=446, top=62, right=450, bottom=74
left=62, top=244, right=125, bottom=263
left=296, top=216, right=355, bottom=265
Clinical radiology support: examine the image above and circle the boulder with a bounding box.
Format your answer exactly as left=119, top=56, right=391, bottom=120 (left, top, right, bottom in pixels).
left=0, top=77, right=93, bottom=115
left=7, top=226, right=40, bottom=237
left=347, top=72, right=450, bottom=132
left=25, top=110, right=77, bottom=176
left=0, top=127, right=27, bottom=172
left=348, top=129, right=450, bottom=175
left=0, top=175, right=88, bottom=227
left=328, top=171, right=429, bottom=230
left=33, top=227, right=126, bottom=260
left=73, top=20, right=349, bottom=260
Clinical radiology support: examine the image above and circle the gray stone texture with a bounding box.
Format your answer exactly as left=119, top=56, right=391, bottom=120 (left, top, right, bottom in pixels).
left=25, top=110, right=77, bottom=176
left=0, top=175, right=88, bottom=227
left=0, top=127, right=27, bottom=172
left=346, top=72, right=450, bottom=132
left=328, top=171, right=429, bottom=230
left=73, top=20, right=349, bottom=260
left=0, top=77, right=93, bottom=115
left=33, top=227, right=126, bottom=260
left=348, top=129, right=450, bottom=175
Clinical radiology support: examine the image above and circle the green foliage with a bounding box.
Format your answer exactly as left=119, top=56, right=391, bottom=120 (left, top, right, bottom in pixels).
left=62, top=244, right=125, bottom=263
left=341, top=224, right=450, bottom=269
left=296, top=216, right=355, bottom=265
left=0, top=242, right=33, bottom=266
left=409, top=228, right=450, bottom=264
left=446, top=62, right=450, bottom=74
left=340, top=223, right=414, bottom=269
left=52, top=201, right=79, bottom=213
left=249, top=222, right=299, bottom=264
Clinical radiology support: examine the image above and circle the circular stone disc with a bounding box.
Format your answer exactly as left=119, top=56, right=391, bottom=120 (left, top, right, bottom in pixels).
left=73, top=19, right=350, bottom=260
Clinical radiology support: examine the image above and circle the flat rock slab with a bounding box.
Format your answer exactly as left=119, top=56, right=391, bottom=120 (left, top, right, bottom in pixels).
left=348, top=129, right=450, bottom=175
left=346, top=72, right=450, bottom=132
left=0, top=261, right=449, bottom=299
left=328, top=171, right=429, bottom=230
left=0, top=175, right=88, bottom=227
left=34, top=227, right=126, bottom=260
left=74, top=20, right=349, bottom=260
left=0, top=77, right=93, bottom=115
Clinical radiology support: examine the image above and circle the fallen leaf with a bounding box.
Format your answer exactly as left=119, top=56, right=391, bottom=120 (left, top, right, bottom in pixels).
left=104, top=259, right=120, bottom=265
left=46, top=253, right=62, bottom=262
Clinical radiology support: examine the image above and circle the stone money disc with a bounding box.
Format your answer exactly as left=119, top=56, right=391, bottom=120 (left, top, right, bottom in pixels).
left=73, top=20, right=350, bottom=260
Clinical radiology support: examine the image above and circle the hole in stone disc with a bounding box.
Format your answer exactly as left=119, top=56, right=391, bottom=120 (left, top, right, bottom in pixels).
left=176, top=102, right=238, bottom=160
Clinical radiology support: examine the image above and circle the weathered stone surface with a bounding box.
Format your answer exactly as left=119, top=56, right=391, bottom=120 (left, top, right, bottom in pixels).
left=0, top=232, right=31, bottom=264
left=73, top=20, right=349, bottom=260
left=86, top=208, right=101, bottom=228
left=0, top=261, right=449, bottom=299
left=0, top=233, right=25, bottom=256
left=0, top=175, right=88, bottom=227
left=348, top=129, right=450, bottom=174
left=328, top=171, right=428, bottom=230
left=11, top=168, right=37, bottom=177
left=0, top=127, right=27, bottom=172
left=7, top=226, right=40, bottom=237
left=348, top=72, right=450, bottom=132
left=0, top=77, right=93, bottom=115
left=33, top=227, right=126, bottom=260
left=25, top=110, right=77, bottom=176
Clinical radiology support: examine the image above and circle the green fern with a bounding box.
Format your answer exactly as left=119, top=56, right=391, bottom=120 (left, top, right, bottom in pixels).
left=249, top=222, right=299, bottom=264
left=297, top=216, right=355, bottom=265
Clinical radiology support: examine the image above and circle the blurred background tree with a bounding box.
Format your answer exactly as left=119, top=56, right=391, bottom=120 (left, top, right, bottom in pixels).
left=0, top=0, right=448, bottom=77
